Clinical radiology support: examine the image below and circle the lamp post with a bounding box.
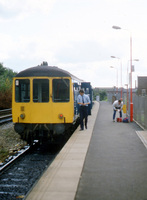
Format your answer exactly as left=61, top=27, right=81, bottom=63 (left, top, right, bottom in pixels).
left=111, top=56, right=122, bottom=98
left=125, top=83, right=129, bottom=112
left=127, top=59, right=139, bottom=89
left=112, top=25, right=133, bottom=122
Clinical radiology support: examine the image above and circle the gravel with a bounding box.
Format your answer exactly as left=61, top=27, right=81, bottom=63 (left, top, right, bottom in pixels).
left=0, top=123, right=27, bottom=163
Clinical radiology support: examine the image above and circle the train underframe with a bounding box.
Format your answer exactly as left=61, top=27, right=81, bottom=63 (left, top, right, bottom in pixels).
left=14, top=120, right=80, bottom=145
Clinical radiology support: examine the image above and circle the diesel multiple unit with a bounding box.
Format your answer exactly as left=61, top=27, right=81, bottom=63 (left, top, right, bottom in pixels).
left=12, top=62, right=92, bottom=143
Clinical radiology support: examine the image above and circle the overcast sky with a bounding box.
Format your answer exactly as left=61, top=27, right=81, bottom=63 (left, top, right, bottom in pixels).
left=0, top=0, right=147, bottom=88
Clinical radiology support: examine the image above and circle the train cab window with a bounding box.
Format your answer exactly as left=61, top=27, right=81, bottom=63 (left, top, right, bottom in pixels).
left=33, top=79, right=49, bottom=102
left=15, top=79, right=30, bottom=102
left=53, top=79, right=69, bottom=102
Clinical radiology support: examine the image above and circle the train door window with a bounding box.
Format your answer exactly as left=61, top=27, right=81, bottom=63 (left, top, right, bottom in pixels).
left=53, top=79, right=69, bottom=102
left=33, top=79, right=49, bottom=102
left=15, top=79, right=30, bottom=102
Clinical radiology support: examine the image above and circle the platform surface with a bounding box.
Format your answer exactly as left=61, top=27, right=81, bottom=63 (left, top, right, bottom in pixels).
left=75, top=101, right=147, bottom=200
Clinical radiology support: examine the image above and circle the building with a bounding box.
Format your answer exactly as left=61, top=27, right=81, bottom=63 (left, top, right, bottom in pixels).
left=137, top=76, right=147, bottom=96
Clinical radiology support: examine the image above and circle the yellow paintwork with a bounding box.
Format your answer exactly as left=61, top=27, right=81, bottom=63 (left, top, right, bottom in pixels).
left=12, top=77, right=74, bottom=124
left=123, top=104, right=126, bottom=114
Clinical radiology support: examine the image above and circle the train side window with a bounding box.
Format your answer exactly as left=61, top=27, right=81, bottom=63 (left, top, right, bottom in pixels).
left=15, top=79, right=30, bottom=102
left=53, top=79, right=69, bottom=102
left=33, top=79, right=49, bottom=102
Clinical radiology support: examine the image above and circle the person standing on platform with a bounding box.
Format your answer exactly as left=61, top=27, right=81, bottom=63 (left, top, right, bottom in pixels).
left=113, top=99, right=123, bottom=122
left=77, top=89, right=90, bottom=131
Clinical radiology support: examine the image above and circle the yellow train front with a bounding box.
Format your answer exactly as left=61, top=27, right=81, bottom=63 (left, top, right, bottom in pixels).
left=12, top=63, right=85, bottom=144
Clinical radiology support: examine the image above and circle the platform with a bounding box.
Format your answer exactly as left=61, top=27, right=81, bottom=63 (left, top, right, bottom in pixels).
left=26, top=101, right=147, bottom=200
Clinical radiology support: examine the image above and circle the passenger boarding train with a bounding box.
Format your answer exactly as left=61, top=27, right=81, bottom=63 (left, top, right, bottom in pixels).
left=12, top=62, right=92, bottom=144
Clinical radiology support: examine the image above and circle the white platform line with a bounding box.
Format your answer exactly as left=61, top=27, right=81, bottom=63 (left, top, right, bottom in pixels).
left=136, top=131, right=147, bottom=149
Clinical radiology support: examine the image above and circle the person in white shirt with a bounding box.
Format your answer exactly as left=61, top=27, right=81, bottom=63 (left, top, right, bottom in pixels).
left=77, top=89, right=90, bottom=130
left=113, top=99, right=123, bottom=122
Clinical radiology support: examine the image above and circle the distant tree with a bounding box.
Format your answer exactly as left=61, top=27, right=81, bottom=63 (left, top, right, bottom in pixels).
left=0, top=63, right=6, bottom=75
left=0, top=63, right=17, bottom=109
left=93, top=88, right=107, bottom=101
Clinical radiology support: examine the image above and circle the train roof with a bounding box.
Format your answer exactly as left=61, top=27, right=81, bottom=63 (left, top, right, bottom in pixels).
left=15, top=63, right=82, bottom=81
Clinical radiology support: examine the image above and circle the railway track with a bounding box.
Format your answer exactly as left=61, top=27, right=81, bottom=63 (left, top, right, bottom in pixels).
left=0, top=111, right=78, bottom=200
left=0, top=109, right=12, bottom=124
left=0, top=143, right=59, bottom=200
left=0, top=145, right=30, bottom=173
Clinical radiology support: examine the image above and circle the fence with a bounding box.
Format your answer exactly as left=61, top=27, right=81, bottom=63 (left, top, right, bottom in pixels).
left=133, top=94, right=147, bottom=129
left=107, top=88, right=147, bottom=130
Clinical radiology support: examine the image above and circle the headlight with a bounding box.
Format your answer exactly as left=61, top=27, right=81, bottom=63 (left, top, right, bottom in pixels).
left=20, top=113, right=25, bottom=119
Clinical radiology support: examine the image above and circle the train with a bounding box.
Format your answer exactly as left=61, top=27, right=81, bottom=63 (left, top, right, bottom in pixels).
left=12, top=62, right=92, bottom=144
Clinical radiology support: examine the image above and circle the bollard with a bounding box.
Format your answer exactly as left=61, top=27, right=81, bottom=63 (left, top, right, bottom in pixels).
left=130, top=102, right=133, bottom=122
